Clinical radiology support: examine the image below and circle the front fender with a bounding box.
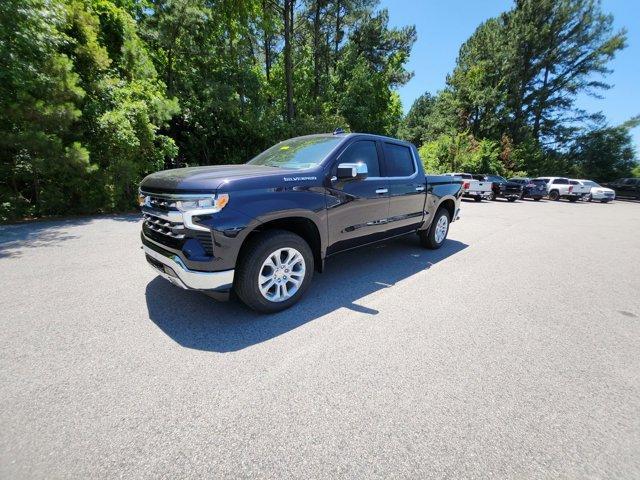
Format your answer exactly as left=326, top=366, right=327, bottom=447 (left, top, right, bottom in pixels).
left=200, top=186, right=328, bottom=271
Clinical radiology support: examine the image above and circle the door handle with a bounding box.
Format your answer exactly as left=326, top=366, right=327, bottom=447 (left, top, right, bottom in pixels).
left=375, top=188, right=388, bottom=194
left=415, top=186, right=425, bottom=192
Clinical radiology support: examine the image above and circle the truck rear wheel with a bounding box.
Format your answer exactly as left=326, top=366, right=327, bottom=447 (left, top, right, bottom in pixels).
left=549, top=190, right=560, bottom=201
left=419, top=208, right=450, bottom=250
left=235, top=230, right=314, bottom=313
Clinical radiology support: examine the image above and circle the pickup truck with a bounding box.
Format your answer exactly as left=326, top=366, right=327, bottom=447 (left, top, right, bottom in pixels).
left=472, top=174, right=523, bottom=201
left=535, top=177, right=589, bottom=202
left=444, top=173, right=492, bottom=201
left=139, top=132, right=462, bottom=312
left=602, top=178, right=639, bottom=200
left=508, top=177, right=546, bottom=201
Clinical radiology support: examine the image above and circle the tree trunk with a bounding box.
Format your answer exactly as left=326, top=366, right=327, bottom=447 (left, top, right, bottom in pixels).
left=334, top=0, right=341, bottom=67
left=533, top=65, right=550, bottom=141
left=312, top=0, right=322, bottom=111
left=284, top=0, right=295, bottom=121
left=263, top=0, right=271, bottom=83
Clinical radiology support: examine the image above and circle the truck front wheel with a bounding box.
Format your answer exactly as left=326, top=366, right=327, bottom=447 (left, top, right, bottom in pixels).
left=419, top=208, right=450, bottom=250
left=235, top=230, right=314, bottom=313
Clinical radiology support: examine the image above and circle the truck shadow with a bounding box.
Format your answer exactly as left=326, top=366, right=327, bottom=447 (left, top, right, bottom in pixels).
left=145, top=236, right=468, bottom=352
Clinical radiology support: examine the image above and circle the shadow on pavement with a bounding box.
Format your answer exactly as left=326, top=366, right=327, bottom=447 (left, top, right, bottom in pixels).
left=145, top=236, right=468, bottom=352
left=0, top=213, right=140, bottom=259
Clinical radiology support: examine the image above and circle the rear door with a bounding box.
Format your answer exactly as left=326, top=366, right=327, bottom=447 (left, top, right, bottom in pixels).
left=382, top=141, right=427, bottom=234
left=325, top=139, right=390, bottom=254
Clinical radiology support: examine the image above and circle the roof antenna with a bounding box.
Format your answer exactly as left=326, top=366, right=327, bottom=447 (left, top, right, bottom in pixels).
left=333, top=128, right=345, bottom=135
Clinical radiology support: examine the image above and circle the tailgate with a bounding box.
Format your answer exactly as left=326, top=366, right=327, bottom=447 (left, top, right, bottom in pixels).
left=469, top=181, right=491, bottom=192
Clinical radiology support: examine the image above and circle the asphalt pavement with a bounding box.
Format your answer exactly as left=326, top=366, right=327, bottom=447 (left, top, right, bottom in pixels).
left=1, top=198, right=639, bottom=479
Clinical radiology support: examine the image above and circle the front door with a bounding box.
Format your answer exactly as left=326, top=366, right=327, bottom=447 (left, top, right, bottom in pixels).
left=382, top=141, right=427, bottom=234
left=325, top=140, right=390, bottom=254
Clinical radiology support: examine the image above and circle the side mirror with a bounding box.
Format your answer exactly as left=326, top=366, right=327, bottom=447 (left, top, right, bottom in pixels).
left=336, top=162, right=368, bottom=181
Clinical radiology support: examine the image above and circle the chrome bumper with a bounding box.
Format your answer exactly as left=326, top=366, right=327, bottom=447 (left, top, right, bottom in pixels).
left=143, top=245, right=234, bottom=291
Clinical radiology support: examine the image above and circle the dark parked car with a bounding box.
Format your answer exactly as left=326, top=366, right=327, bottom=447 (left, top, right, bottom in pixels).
left=508, top=177, right=546, bottom=201
left=604, top=178, right=640, bottom=200
left=139, top=132, right=462, bottom=312
left=472, top=174, right=523, bottom=202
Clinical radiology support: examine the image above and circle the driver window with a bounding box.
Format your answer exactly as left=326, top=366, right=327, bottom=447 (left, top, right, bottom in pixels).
left=339, top=141, right=380, bottom=177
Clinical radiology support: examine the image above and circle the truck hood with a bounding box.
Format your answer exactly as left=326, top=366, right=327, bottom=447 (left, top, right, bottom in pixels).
left=140, top=164, right=296, bottom=192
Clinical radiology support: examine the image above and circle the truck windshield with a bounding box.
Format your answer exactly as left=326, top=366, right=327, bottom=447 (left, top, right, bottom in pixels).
left=248, top=136, right=342, bottom=170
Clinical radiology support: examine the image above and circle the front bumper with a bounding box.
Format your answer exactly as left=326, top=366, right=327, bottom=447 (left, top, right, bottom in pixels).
left=143, top=243, right=234, bottom=291
left=591, top=192, right=615, bottom=201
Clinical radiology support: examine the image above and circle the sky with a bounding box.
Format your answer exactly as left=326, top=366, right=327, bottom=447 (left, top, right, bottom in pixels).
left=380, top=0, right=640, bottom=150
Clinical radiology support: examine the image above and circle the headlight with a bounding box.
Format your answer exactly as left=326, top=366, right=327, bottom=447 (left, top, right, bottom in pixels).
left=176, top=194, right=229, bottom=213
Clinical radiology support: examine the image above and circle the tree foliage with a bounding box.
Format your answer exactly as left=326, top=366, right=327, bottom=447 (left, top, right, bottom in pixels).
left=0, top=0, right=415, bottom=221
left=402, top=0, right=637, bottom=181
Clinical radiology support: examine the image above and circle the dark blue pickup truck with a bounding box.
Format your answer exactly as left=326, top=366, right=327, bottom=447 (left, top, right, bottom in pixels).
left=139, top=132, right=462, bottom=312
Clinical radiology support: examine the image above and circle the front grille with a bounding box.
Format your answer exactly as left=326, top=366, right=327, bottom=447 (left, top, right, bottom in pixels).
left=143, top=211, right=184, bottom=239
left=148, top=196, right=177, bottom=212
left=141, top=192, right=214, bottom=258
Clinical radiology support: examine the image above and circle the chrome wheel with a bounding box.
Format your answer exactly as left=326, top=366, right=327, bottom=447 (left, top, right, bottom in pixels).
left=258, top=247, right=306, bottom=302
left=434, top=214, right=448, bottom=244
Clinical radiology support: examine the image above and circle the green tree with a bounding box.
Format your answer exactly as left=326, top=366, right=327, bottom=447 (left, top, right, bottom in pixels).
left=569, top=118, right=639, bottom=181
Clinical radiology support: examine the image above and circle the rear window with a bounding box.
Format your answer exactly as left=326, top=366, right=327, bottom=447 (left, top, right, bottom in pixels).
left=383, top=143, right=415, bottom=177
left=552, top=178, right=569, bottom=185
left=569, top=180, right=579, bottom=185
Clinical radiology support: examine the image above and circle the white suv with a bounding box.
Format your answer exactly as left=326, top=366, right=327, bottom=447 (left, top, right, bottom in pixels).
left=574, top=179, right=615, bottom=203
left=535, top=177, right=590, bottom=202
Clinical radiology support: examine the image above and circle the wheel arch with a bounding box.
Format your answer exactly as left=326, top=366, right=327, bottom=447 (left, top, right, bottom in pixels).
left=239, top=213, right=325, bottom=273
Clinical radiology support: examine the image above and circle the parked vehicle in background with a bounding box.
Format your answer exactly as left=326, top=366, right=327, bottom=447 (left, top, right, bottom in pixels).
left=604, top=178, right=640, bottom=200
left=508, top=177, right=546, bottom=201
left=139, top=132, right=462, bottom=313
left=535, top=177, right=587, bottom=202
left=568, top=180, right=592, bottom=200
left=444, top=173, right=492, bottom=201
left=472, top=174, right=523, bottom=202
left=574, top=179, right=615, bottom=203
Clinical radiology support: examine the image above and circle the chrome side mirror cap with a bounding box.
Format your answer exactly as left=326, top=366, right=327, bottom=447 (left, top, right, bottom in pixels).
left=336, top=162, right=368, bottom=181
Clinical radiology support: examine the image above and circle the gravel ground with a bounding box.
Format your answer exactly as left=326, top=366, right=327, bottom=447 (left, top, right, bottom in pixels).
left=1, top=198, right=639, bottom=479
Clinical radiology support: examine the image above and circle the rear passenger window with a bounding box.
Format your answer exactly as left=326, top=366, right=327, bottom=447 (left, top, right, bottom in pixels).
left=339, top=141, right=380, bottom=177
left=383, top=143, right=415, bottom=177
left=552, top=179, right=568, bottom=184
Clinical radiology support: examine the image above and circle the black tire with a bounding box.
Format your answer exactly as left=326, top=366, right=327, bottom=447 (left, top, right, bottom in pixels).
left=507, top=197, right=516, bottom=202
left=234, top=230, right=314, bottom=313
left=568, top=196, right=578, bottom=202
left=533, top=197, right=541, bottom=201
left=474, top=196, right=482, bottom=202
left=489, top=192, right=497, bottom=201
left=419, top=208, right=450, bottom=250
left=549, top=190, right=560, bottom=201
left=586, top=194, right=592, bottom=202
